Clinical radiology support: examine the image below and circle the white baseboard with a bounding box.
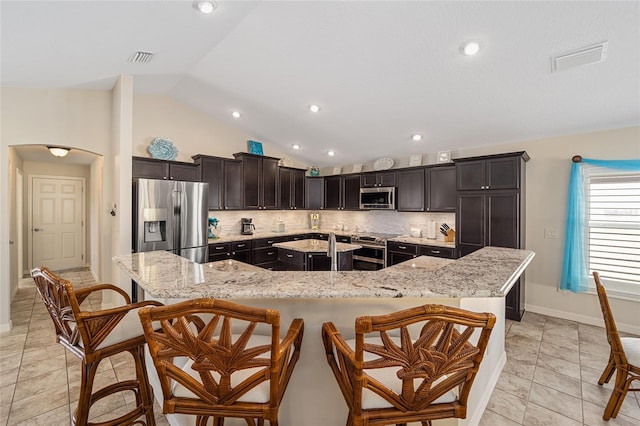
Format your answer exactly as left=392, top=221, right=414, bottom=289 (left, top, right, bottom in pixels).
left=0, top=320, right=13, bottom=333
left=526, top=303, right=640, bottom=335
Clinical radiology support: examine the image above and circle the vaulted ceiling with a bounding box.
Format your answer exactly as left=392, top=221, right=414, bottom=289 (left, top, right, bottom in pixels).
left=2, top=1, right=639, bottom=166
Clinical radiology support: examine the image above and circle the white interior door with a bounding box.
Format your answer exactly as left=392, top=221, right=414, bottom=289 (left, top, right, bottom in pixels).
left=32, top=177, right=85, bottom=271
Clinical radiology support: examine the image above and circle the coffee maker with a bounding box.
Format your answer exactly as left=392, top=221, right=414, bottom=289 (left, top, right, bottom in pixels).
left=241, top=218, right=255, bottom=235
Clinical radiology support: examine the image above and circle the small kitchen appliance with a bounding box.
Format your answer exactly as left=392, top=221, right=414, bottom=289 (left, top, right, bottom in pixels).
left=310, top=212, right=320, bottom=229
left=359, top=187, right=396, bottom=210
left=241, top=218, right=255, bottom=235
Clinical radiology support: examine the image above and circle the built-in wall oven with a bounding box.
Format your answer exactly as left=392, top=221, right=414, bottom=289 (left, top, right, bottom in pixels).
left=351, top=234, right=396, bottom=271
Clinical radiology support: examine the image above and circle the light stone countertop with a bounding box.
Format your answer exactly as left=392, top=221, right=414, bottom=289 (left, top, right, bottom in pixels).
left=113, top=246, right=534, bottom=300
left=273, top=240, right=361, bottom=253
left=208, top=229, right=455, bottom=249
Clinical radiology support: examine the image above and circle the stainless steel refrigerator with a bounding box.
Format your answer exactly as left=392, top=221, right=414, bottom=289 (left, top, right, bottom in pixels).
left=133, top=178, right=209, bottom=299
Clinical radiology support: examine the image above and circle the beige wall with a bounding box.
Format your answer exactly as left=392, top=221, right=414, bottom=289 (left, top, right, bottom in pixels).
left=132, top=94, right=308, bottom=168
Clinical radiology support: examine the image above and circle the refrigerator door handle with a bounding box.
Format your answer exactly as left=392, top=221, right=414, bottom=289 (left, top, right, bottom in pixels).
left=173, top=189, right=181, bottom=252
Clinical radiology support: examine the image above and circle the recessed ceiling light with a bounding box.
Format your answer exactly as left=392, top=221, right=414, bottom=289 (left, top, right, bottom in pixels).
left=231, top=111, right=241, bottom=118
left=327, top=150, right=335, bottom=156
left=411, top=134, right=423, bottom=141
left=195, top=1, right=216, bottom=14
left=309, top=104, right=321, bottom=113
left=291, top=144, right=300, bottom=150
left=461, top=41, right=480, bottom=56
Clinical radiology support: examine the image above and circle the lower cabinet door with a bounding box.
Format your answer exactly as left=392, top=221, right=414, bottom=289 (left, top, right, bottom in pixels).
left=308, top=254, right=331, bottom=271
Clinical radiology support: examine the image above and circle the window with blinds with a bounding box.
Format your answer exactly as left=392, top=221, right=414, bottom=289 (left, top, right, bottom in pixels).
left=587, top=174, right=640, bottom=288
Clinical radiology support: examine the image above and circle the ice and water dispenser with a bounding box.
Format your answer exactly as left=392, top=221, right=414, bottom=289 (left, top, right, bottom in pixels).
left=143, top=208, right=167, bottom=242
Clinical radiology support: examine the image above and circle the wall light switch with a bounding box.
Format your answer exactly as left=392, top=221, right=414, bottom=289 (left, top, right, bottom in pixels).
left=544, top=228, right=558, bottom=239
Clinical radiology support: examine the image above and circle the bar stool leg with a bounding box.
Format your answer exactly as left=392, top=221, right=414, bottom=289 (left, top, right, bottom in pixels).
left=75, top=359, right=101, bottom=426
left=131, top=345, right=155, bottom=426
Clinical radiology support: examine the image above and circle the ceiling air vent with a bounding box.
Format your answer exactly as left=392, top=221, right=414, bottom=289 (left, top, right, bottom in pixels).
left=552, top=41, right=607, bottom=73
left=128, top=51, right=154, bottom=64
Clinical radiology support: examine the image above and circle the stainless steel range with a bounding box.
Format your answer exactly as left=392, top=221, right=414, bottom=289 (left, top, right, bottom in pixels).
left=351, top=233, right=398, bottom=270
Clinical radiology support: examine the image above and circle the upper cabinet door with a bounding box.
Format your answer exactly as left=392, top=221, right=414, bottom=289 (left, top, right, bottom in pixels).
left=132, top=157, right=169, bottom=180
left=261, top=157, right=279, bottom=209
left=223, top=160, right=243, bottom=210
left=426, top=166, right=456, bottom=211
left=292, top=169, right=305, bottom=209
left=168, top=162, right=199, bottom=182
left=456, top=153, right=526, bottom=191
left=342, top=175, right=361, bottom=210
left=456, top=160, right=486, bottom=191
left=305, top=177, right=324, bottom=210
left=193, top=155, right=224, bottom=209
left=396, top=169, right=425, bottom=211
left=486, top=157, right=520, bottom=190
left=324, top=176, right=342, bottom=209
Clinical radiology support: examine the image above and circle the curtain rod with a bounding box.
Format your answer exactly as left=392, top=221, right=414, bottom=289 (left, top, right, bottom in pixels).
left=572, top=155, right=583, bottom=163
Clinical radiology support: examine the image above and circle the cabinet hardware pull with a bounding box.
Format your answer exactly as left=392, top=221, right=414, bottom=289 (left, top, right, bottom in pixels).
left=215, top=246, right=225, bottom=250
left=237, top=244, right=245, bottom=248
left=267, top=240, right=274, bottom=244
left=431, top=250, right=440, bottom=254
left=267, top=251, right=274, bottom=255
left=287, top=254, right=294, bottom=258
left=399, top=246, right=407, bottom=249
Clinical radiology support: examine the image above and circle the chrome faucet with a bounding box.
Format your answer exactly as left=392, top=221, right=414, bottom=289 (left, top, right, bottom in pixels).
left=327, top=232, right=338, bottom=271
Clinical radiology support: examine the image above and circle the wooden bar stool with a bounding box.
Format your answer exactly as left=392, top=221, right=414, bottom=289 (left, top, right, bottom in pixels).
left=30, top=266, right=161, bottom=426
left=322, top=304, right=495, bottom=426
left=138, top=298, right=304, bottom=426
left=593, top=271, right=640, bottom=420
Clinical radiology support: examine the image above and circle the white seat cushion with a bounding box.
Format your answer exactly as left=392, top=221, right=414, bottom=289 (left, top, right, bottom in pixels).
left=343, top=337, right=457, bottom=409
left=79, top=307, right=146, bottom=350
left=173, top=334, right=274, bottom=403
left=622, top=337, right=640, bottom=366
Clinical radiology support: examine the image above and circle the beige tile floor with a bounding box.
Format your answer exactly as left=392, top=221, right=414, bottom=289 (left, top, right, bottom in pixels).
left=1, top=268, right=639, bottom=425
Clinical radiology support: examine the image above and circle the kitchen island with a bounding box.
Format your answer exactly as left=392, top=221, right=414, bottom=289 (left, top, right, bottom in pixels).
left=273, top=239, right=361, bottom=271
left=114, top=247, right=534, bottom=426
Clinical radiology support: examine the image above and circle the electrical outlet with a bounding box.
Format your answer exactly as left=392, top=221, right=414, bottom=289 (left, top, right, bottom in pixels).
left=544, top=228, right=558, bottom=239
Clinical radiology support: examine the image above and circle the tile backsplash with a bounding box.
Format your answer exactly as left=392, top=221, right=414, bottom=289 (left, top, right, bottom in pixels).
left=209, top=210, right=455, bottom=241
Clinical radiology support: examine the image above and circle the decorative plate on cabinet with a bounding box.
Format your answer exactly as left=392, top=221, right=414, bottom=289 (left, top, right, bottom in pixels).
left=148, top=138, right=178, bottom=160
left=373, top=157, right=394, bottom=170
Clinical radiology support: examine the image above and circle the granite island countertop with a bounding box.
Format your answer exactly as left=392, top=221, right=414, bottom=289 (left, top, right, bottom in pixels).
left=208, top=228, right=455, bottom=249
left=273, top=239, right=361, bottom=253
left=113, top=246, right=534, bottom=300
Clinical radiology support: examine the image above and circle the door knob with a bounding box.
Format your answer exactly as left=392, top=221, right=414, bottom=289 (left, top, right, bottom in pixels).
left=34, top=228, right=43, bottom=232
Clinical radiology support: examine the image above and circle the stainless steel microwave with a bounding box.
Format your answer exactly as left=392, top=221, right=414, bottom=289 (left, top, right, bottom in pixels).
left=359, top=187, right=396, bottom=210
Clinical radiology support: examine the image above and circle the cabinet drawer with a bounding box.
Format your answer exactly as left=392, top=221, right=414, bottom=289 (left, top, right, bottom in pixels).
left=253, top=236, right=288, bottom=249
left=336, top=236, right=351, bottom=243
left=278, top=249, right=305, bottom=265
left=418, top=246, right=455, bottom=259
left=387, top=242, right=418, bottom=254
left=253, top=248, right=278, bottom=264
left=232, top=241, right=252, bottom=251
left=208, top=242, right=230, bottom=256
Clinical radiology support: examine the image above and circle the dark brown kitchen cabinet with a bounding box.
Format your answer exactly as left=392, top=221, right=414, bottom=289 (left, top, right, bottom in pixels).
left=132, top=156, right=199, bottom=182
left=455, top=151, right=528, bottom=321
left=279, top=167, right=305, bottom=210
left=191, top=154, right=243, bottom=210
left=233, top=153, right=279, bottom=210
left=305, top=177, right=324, bottom=210
left=324, top=175, right=360, bottom=210
left=396, top=168, right=425, bottom=211
left=456, top=152, right=528, bottom=191
left=252, top=236, right=289, bottom=270
left=222, top=159, right=243, bottom=210
left=418, top=245, right=456, bottom=259
left=231, top=241, right=252, bottom=263
left=361, top=171, right=396, bottom=187
left=208, top=242, right=231, bottom=262
left=387, top=241, right=418, bottom=266
left=193, top=155, right=224, bottom=209
left=426, top=165, right=456, bottom=212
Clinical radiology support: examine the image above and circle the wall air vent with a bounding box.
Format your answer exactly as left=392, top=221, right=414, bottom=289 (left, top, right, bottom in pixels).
left=552, top=41, right=607, bottom=73
left=128, top=51, right=154, bottom=64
